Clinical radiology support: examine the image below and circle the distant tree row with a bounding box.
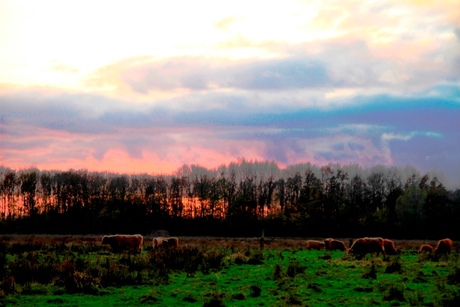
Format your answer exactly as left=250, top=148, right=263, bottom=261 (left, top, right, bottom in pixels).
left=1, top=159, right=459, bottom=239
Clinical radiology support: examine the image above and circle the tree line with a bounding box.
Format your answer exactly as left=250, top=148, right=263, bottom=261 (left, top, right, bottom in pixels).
left=1, top=159, right=459, bottom=239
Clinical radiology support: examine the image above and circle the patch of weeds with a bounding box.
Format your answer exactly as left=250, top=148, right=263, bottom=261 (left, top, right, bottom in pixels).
left=382, top=282, right=405, bottom=302
left=247, top=249, right=264, bottom=265
left=249, top=285, right=262, bottom=297
left=1, top=276, right=16, bottom=295
left=318, top=253, right=332, bottom=260
left=434, top=286, right=460, bottom=307
left=405, top=289, right=425, bottom=306
left=362, top=263, right=377, bottom=279
left=273, top=263, right=285, bottom=280
left=385, top=258, right=403, bottom=274
left=308, top=282, right=323, bottom=293
left=287, top=292, right=302, bottom=305
left=139, top=293, right=159, bottom=304
left=183, top=296, right=198, bottom=303
left=447, top=266, right=460, bottom=285
left=354, top=286, right=373, bottom=293
left=231, top=292, right=246, bottom=300
left=286, top=260, right=306, bottom=278
left=412, top=270, right=428, bottom=283
left=46, top=298, right=65, bottom=304
left=203, top=250, right=225, bottom=271
left=20, top=282, right=50, bottom=295
left=203, top=291, right=226, bottom=307
left=233, top=252, right=249, bottom=265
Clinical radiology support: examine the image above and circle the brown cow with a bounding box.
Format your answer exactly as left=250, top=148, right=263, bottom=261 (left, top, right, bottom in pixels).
left=419, top=244, right=433, bottom=253
left=434, top=238, right=454, bottom=254
left=101, top=234, right=143, bottom=253
left=383, top=239, right=398, bottom=255
left=153, top=236, right=179, bottom=249
left=152, top=236, right=166, bottom=249
left=348, top=237, right=385, bottom=258
left=306, top=240, right=325, bottom=250
left=324, top=238, right=347, bottom=251
left=165, top=237, right=179, bottom=248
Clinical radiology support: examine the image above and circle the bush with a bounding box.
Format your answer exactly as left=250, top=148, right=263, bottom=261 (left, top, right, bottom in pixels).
left=406, top=289, right=425, bottom=306
left=385, top=258, right=403, bottom=274
left=382, top=282, right=405, bottom=302
left=249, top=285, right=261, bottom=297
left=286, top=260, right=306, bottom=278
left=434, top=286, right=460, bottom=307
left=362, top=263, right=377, bottom=279
left=273, top=263, right=284, bottom=280
left=447, top=267, right=460, bottom=285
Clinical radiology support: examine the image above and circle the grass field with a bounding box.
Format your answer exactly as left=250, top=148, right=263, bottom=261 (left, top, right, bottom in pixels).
left=1, top=235, right=459, bottom=306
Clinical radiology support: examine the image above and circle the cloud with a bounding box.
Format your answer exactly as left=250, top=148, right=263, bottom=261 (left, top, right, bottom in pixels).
left=213, top=16, right=238, bottom=30
left=90, top=56, right=332, bottom=94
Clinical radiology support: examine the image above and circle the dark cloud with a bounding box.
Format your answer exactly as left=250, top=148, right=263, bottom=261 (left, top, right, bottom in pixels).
left=224, top=59, right=330, bottom=90
left=119, top=56, right=331, bottom=93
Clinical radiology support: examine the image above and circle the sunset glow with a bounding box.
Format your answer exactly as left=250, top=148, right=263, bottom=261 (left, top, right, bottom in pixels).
left=1, top=0, right=459, bottom=187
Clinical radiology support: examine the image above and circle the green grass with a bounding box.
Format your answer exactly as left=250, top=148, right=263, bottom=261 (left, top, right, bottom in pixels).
left=1, top=237, right=459, bottom=306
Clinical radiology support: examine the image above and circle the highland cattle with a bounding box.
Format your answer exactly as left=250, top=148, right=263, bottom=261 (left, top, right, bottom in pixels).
left=306, top=240, right=325, bottom=250
left=348, top=237, right=385, bottom=258
left=383, top=239, right=398, bottom=255
left=324, top=238, right=347, bottom=251
left=101, top=234, right=143, bottom=253
left=434, top=238, right=454, bottom=254
left=419, top=244, right=433, bottom=253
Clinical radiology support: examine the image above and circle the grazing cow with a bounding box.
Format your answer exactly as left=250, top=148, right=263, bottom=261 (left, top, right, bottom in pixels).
left=419, top=244, right=433, bottom=253
left=324, top=238, right=347, bottom=251
left=166, top=237, right=179, bottom=248
left=101, top=234, right=143, bottom=253
left=348, top=237, right=385, bottom=258
left=152, top=236, right=179, bottom=249
left=383, top=239, right=398, bottom=255
left=152, top=236, right=166, bottom=249
left=434, top=238, right=454, bottom=254
left=306, top=240, right=325, bottom=250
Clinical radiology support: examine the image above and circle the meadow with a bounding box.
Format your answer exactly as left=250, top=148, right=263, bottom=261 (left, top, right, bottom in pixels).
left=0, top=235, right=459, bottom=306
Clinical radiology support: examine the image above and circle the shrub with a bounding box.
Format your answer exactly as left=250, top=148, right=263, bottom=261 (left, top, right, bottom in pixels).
left=249, top=285, right=261, bottom=297
left=231, top=292, right=246, bottom=300
left=308, top=282, right=323, bottom=293
left=286, top=260, right=306, bottom=278
left=385, top=258, right=403, bottom=274
left=273, top=263, right=285, bottom=280
left=203, top=291, right=226, bottom=307
left=382, top=282, right=405, bottom=302
left=247, top=249, right=264, bottom=265
left=287, top=292, right=302, bottom=305
left=406, top=289, right=425, bottom=306
left=434, top=286, right=460, bottom=307
left=447, top=267, right=460, bottom=285
left=139, top=289, right=160, bottom=304
left=362, top=263, right=377, bottom=279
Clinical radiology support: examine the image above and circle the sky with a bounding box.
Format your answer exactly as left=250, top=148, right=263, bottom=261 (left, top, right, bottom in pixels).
left=1, top=0, right=460, bottom=188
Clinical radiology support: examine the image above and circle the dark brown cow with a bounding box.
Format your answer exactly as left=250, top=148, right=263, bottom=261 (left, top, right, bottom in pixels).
left=383, top=239, right=398, bottom=255
left=306, top=240, right=325, bottom=250
left=348, top=237, right=385, bottom=258
left=101, top=234, right=143, bottom=253
left=324, top=238, right=347, bottom=251
left=165, top=237, right=179, bottom=248
left=419, top=244, right=433, bottom=253
left=434, top=238, right=453, bottom=254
